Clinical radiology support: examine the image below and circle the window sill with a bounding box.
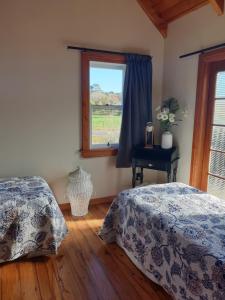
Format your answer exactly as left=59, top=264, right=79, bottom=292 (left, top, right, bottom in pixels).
left=81, top=148, right=118, bottom=158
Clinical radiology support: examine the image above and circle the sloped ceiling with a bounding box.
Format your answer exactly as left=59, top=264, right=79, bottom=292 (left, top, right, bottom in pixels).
left=137, top=0, right=224, bottom=37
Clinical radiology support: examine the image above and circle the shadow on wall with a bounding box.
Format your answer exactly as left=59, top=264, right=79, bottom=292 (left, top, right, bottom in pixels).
left=49, top=176, right=68, bottom=204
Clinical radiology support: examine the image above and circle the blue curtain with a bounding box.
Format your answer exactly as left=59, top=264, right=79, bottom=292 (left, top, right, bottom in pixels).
left=116, top=54, right=152, bottom=168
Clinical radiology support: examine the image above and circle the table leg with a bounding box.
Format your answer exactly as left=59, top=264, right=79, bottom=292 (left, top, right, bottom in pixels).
left=132, top=167, right=136, bottom=188
left=173, top=167, right=177, bottom=182
left=167, top=170, right=171, bottom=183
left=140, top=167, right=144, bottom=184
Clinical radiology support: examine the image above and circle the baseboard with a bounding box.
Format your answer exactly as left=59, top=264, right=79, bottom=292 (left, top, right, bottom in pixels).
left=59, top=195, right=115, bottom=212
left=90, top=195, right=115, bottom=205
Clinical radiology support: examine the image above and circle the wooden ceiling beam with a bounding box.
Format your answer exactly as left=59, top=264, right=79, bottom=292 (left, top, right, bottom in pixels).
left=137, top=0, right=168, bottom=37
left=137, top=0, right=224, bottom=39
left=208, top=0, right=224, bottom=15
left=161, top=0, right=208, bottom=23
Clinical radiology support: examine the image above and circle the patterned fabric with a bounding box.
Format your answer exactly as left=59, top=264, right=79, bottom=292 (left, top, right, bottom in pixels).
left=99, top=182, right=225, bottom=300
left=0, top=176, right=67, bottom=263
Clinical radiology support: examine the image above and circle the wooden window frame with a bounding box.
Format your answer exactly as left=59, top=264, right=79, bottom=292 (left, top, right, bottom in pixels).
left=81, top=51, right=126, bottom=158
left=190, top=47, right=225, bottom=189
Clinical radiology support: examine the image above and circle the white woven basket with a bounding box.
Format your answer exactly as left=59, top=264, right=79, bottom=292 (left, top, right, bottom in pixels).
left=66, top=167, right=93, bottom=217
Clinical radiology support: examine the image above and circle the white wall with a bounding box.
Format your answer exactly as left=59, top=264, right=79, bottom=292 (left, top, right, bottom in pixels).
left=0, top=0, right=164, bottom=203
left=163, top=5, right=225, bottom=184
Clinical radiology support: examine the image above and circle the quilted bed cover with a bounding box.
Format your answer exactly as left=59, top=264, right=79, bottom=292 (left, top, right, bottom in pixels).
left=99, top=183, right=225, bottom=300
left=0, top=176, right=67, bottom=263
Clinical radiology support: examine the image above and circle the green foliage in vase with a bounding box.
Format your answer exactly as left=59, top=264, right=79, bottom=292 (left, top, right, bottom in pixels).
left=156, top=98, right=183, bottom=132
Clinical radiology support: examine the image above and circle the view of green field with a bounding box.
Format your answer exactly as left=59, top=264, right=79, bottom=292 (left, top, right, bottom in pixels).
left=91, top=109, right=122, bottom=145
left=90, top=68, right=124, bottom=146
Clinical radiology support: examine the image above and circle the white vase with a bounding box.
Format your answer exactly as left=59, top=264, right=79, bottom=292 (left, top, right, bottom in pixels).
left=161, top=131, right=173, bottom=149
left=66, top=167, right=93, bottom=217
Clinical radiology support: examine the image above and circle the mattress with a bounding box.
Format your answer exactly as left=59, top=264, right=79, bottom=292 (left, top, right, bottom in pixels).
left=0, top=176, right=68, bottom=263
left=99, top=182, right=225, bottom=300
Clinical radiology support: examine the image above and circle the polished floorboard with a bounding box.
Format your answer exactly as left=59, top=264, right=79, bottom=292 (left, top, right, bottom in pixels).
left=0, top=204, right=171, bottom=300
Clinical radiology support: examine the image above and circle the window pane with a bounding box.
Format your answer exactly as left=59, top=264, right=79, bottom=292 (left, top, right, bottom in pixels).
left=213, top=100, right=225, bottom=125
left=90, top=61, right=125, bottom=147
left=208, top=175, right=225, bottom=200
left=91, top=105, right=122, bottom=146
left=211, top=126, right=225, bottom=152
left=209, top=150, right=225, bottom=178
left=215, top=71, right=225, bottom=98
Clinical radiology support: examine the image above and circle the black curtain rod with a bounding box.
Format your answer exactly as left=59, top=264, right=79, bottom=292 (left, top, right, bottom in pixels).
left=67, top=45, right=152, bottom=58
left=180, top=42, right=225, bottom=58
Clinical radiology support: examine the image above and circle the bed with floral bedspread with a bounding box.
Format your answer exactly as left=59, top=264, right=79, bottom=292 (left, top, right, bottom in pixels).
left=99, top=182, right=225, bottom=300
left=0, top=176, right=67, bottom=263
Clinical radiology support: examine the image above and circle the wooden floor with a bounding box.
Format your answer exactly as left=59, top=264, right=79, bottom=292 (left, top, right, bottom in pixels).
left=0, top=204, right=171, bottom=300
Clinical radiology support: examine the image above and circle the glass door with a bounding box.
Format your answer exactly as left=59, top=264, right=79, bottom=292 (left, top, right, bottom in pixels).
left=203, top=63, right=225, bottom=199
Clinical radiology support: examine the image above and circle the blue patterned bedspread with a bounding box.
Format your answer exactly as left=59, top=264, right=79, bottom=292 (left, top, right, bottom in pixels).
left=99, top=182, right=225, bottom=300
left=0, top=176, right=67, bottom=263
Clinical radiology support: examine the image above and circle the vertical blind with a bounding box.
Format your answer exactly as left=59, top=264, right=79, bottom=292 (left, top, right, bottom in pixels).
left=207, top=71, right=225, bottom=199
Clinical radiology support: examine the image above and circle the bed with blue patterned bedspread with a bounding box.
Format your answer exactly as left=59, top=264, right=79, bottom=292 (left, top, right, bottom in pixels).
left=99, top=182, right=225, bottom=300
left=0, top=176, right=67, bottom=263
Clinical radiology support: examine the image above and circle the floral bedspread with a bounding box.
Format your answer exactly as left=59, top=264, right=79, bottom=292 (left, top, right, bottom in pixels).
left=0, top=176, right=68, bottom=263
left=99, top=183, right=225, bottom=300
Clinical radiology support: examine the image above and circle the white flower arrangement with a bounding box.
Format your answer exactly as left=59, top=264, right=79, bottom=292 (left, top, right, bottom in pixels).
left=156, top=98, right=187, bottom=131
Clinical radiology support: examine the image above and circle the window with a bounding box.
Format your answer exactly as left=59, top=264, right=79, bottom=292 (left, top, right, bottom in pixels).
left=207, top=69, right=225, bottom=199
left=190, top=49, right=225, bottom=200
left=81, top=52, right=126, bottom=158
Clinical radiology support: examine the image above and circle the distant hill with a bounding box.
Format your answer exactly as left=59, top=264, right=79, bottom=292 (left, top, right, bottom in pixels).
left=90, top=84, right=122, bottom=105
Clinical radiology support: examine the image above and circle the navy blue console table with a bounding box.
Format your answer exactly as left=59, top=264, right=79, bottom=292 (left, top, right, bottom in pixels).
left=131, top=145, right=179, bottom=188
